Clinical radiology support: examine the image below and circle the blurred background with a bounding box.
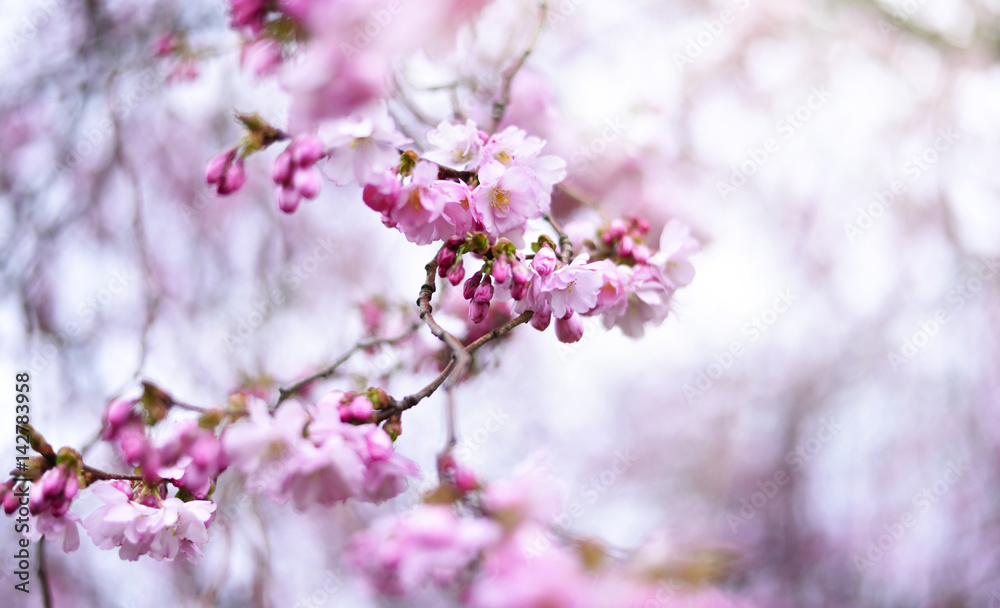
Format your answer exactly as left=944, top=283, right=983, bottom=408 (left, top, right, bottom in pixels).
left=1, top=0, right=999, bottom=606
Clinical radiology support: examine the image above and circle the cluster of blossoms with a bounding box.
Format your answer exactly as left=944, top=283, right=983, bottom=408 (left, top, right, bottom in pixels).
left=349, top=462, right=751, bottom=607
left=223, top=390, right=419, bottom=509
left=207, top=102, right=698, bottom=341
left=1, top=383, right=421, bottom=563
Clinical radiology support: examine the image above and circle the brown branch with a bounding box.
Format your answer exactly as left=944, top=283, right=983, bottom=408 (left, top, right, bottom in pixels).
left=377, top=310, right=533, bottom=421
left=39, top=539, right=54, bottom=608
left=275, top=322, right=421, bottom=407
left=490, top=2, right=549, bottom=132
left=544, top=213, right=574, bottom=263
left=82, top=464, right=143, bottom=482
left=415, top=258, right=472, bottom=386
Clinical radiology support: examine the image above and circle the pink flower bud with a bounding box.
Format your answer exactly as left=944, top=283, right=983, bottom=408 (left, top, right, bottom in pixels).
left=292, top=134, right=324, bottom=167
left=633, top=244, right=651, bottom=264
left=473, top=278, right=494, bottom=304
left=469, top=300, right=489, bottom=324
left=446, top=262, right=466, bottom=286
left=616, top=235, right=634, bottom=257
left=205, top=150, right=232, bottom=185
left=293, top=166, right=322, bottom=199
left=348, top=396, right=374, bottom=421
left=463, top=272, right=482, bottom=301
left=437, top=247, right=456, bottom=275
left=217, top=157, right=247, bottom=195
left=532, top=246, right=557, bottom=276
left=2, top=484, right=18, bottom=515
left=555, top=311, right=584, bottom=343
left=273, top=149, right=293, bottom=185
left=454, top=466, right=478, bottom=493
left=608, top=218, right=627, bottom=240
left=277, top=186, right=301, bottom=213
left=63, top=472, right=79, bottom=500
left=241, top=38, right=281, bottom=78
left=366, top=428, right=393, bottom=461
left=105, top=398, right=135, bottom=430
left=530, top=305, right=552, bottom=331
left=491, top=255, right=510, bottom=283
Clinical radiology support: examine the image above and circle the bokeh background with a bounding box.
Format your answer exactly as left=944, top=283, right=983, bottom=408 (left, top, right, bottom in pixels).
left=1, top=0, right=999, bottom=606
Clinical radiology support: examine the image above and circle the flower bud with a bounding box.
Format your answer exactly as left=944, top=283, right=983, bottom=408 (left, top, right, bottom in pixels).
left=205, top=150, right=232, bottom=185
left=292, top=134, right=324, bottom=167
left=555, top=311, right=585, bottom=343
left=616, top=235, right=634, bottom=257
left=491, top=255, right=510, bottom=283
left=469, top=300, right=490, bottom=324
left=632, top=244, right=651, bottom=264
left=437, top=247, right=457, bottom=274
left=608, top=218, right=627, bottom=240
left=463, top=272, right=482, bottom=301
left=473, top=277, right=494, bottom=304
left=532, top=246, right=557, bottom=276
left=446, top=262, right=466, bottom=286
left=294, top=166, right=322, bottom=199
left=272, top=149, right=293, bottom=185
left=277, top=186, right=301, bottom=214
left=530, top=305, right=552, bottom=331
left=218, top=158, right=247, bottom=195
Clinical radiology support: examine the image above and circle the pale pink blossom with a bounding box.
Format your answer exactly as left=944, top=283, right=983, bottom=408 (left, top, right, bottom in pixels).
left=471, top=161, right=544, bottom=240
left=648, top=219, right=700, bottom=289
left=321, top=102, right=410, bottom=186
left=349, top=504, right=502, bottom=595
left=83, top=481, right=215, bottom=562
left=424, top=119, right=485, bottom=171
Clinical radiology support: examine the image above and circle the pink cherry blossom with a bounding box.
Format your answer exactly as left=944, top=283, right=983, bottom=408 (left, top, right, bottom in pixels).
left=240, top=38, right=282, bottom=78
left=424, top=119, right=485, bottom=171
left=349, top=504, right=502, bottom=596
left=648, top=219, right=700, bottom=289
left=83, top=481, right=215, bottom=562
left=321, top=102, right=409, bottom=186
left=471, top=161, right=544, bottom=240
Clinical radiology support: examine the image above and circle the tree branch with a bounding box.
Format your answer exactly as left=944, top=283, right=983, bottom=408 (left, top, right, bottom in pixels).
left=275, top=322, right=421, bottom=407
left=490, top=2, right=549, bottom=132
left=377, top=310, right=533, bottom=421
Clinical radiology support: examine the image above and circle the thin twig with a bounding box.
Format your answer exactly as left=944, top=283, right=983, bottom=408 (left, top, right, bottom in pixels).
left=275, top=322, right=421, bottom=407
left=82, top=464, right=143, bottom=482
left=377, top=310, right=533, bottom=421
left=489, top=2, right=549, bottom=132
left=38, top=539, right=54, bottom=608
left=544, top=213, right=574, bottom=263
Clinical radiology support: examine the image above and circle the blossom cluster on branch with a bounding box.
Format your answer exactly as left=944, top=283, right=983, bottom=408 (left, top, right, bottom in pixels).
left=1, top=0, right=720, bottom=605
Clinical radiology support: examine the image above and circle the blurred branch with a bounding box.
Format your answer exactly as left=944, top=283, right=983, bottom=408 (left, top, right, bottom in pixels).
left=490, top=1, right=549, bottom=132
left=275, top=321, right=421, bottom=407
